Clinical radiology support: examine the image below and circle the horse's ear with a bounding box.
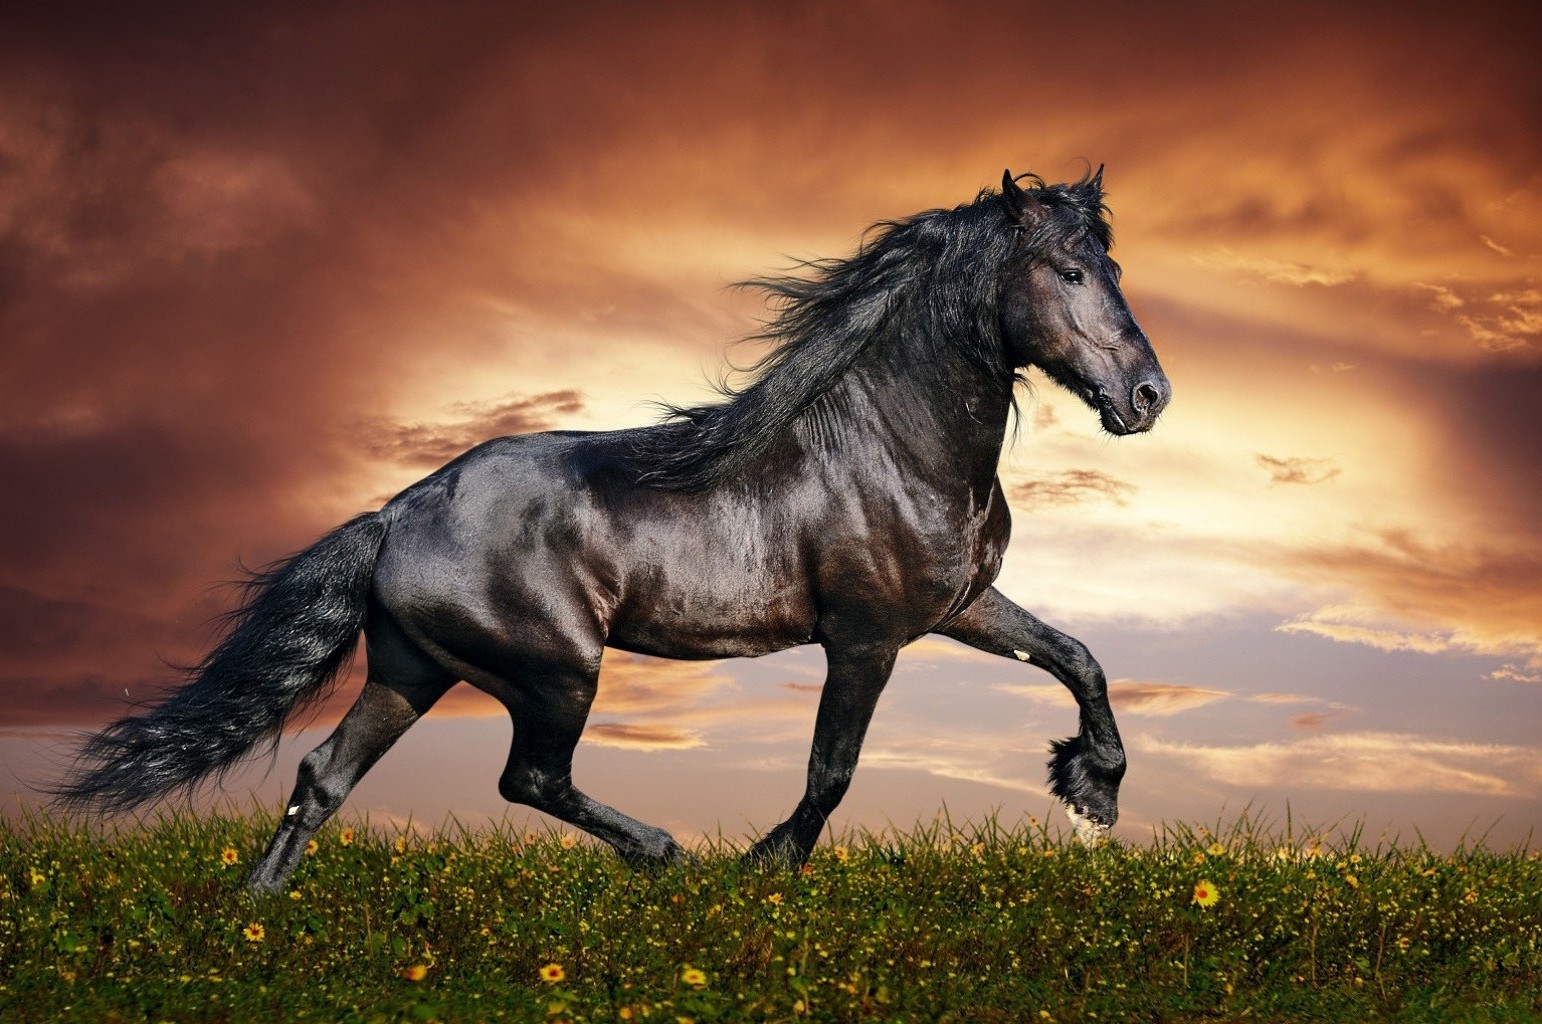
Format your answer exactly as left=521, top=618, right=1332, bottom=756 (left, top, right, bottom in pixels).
left=1088, top=163, right=1105, bottom=197
left=1002, top=169, right=1027, bottom=222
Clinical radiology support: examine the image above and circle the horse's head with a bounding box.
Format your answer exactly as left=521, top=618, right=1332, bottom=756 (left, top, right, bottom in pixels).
left=998, top=168, right=1170, bottom=434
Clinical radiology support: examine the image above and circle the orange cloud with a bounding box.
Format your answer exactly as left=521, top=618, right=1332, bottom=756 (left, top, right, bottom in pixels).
left=585, top=723, right=705, bottom=751
left=1137, top=732, right=1542, bottom=797
left=1255, top=454, right=1341, bottom=486
left=1010, top=470, right=1136, bottom=508
left=356, top=390, right=585, bottom=469
left=1108, top=682, right=1232, bottom=717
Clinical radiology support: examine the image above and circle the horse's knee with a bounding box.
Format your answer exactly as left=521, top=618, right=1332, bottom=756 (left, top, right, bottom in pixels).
left=1057, top=638, right=1105, bottom=692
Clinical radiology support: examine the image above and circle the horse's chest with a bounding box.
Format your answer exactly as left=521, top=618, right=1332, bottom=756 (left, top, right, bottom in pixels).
left=819, top=482, right=1009, bottom=626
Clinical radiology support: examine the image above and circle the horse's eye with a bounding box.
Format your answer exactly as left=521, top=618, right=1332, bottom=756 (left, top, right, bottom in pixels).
left=1059, top=269, right=1084, bottom=284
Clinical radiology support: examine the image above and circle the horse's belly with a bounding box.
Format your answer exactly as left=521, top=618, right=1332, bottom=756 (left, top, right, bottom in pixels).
left=606, top=565, right=815, bottom=660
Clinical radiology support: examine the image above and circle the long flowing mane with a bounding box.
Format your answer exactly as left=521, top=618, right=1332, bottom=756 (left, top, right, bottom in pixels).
left=635, top=171, right=1112, bottom=491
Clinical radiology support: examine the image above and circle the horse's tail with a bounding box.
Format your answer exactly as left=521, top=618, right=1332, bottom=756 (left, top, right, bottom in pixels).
left=53, top=512, right=389, bottom=813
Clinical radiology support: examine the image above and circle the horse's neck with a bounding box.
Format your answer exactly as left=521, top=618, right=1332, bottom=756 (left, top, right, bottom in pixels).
left=826, top=330, right=1011, bottom=496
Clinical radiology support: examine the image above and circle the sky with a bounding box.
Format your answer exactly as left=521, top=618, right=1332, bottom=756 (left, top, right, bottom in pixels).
left=2, top=0, right=1539, bottom=850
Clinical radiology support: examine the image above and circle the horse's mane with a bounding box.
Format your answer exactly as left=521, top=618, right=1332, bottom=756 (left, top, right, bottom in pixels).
left=636, top=171, right=1110, bottom=491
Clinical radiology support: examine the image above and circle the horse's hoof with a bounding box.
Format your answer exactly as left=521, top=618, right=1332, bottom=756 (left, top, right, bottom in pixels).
left=1066, top=805, right=1110, bottom=848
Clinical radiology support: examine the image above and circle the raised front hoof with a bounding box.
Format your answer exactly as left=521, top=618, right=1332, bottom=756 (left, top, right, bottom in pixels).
left=1047, top=733, right=1124, bottom=845
left=1065, top=805, right=1112, bottom=848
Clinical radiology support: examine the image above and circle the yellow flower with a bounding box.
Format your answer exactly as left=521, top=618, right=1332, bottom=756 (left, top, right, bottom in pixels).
left=1463, top=890, right=1478, bottom=904
left=833, top=845, right=849, bottom=862
left=339, top=827, right=355, bottom=846
left=220, top=847, right=239, bottom=867
left=288, top=890, right=301, bottom=901
left=402, top=964, right=428, bottom=982
left=1344, top=874, right=1359, bottom=888
left=1192, top=880, right=1220, bottom=908
left=1396, top=936, right=1411, bottom=951
left=539, top=962, right=566, bottom=983
left=28, top=867, right=46, bottom=886
left=1189, top=852, right=1206, bottom=866
left=395, top=836, right=409, bottom=854
left=1349, top=852, right=1362, bottom=864
left=765, top=892, right=784, bottom=905
left=242, top=922, right=266, bottom=942
left=1207, top=842, right=1226, bottom=857
left=680, top=966, right=707, bottom=987
left=305, top=839, right=319, bottom=856
left=559, top=833, right=577, bottom=849
left=619, top=1009, right=635, bottom=1022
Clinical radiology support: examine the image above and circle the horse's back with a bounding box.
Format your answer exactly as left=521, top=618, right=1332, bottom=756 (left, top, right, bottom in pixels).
left=370, top=430, right=817, bottom=665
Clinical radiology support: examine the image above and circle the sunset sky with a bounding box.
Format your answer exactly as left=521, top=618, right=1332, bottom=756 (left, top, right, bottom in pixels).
left=2, top=1, right=1538, bottom=849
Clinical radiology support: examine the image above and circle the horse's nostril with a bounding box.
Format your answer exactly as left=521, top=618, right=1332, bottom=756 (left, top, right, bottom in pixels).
left=1132, top=380, right=1162, bottom=415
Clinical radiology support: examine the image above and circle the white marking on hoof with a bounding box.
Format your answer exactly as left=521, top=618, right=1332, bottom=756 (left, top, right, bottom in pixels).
left=1013, top=649, right=1031, bottom=662
left=1066, top=806, right=1109, bottom=848
left=286, top=805, right=299, bottom=817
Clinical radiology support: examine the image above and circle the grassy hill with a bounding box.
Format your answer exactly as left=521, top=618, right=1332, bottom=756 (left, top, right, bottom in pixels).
left=3, top=810, right=1538, bottom=1022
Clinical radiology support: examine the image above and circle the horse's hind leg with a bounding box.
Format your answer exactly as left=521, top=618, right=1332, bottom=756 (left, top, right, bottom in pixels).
left=490, top=661, right=683, bottom=865
left=247, top=626, right=453, bottom=893
left=939, top=586, right=1125, bottom=844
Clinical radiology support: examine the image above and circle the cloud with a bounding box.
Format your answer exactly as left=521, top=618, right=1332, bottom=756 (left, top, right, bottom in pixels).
left=1009, top=469, right=1135, bottom=508
left=862, top=735, right=1044, bottom=796
left=585, top=722, right=706, bottom=750
left=1108, top=681, right=1232, bottom=716
left=1404, top=279, right=1542, bottom=354
left=1255, top=454, right=1341, bottom=485
left=1276, top=579, right=1542, bottom=669
left=356, top=390, right=585, bottom=468
left=1487, top=664, right=1540, bottom=684
left=1276, top=610, right=1462, bottom=656
left=1191, top=248, right=1357, bottom=287
left=1480, top=235, right=1515, bottom=258
left=997, top=679, right=1232, bottom=717
left=1137, top=731, right=1542, bottom=797
left=1414, top=282, right=1465, bottom=311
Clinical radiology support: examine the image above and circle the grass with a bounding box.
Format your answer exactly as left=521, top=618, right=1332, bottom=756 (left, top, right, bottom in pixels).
left=2, top=809, right=1539, bottom=1022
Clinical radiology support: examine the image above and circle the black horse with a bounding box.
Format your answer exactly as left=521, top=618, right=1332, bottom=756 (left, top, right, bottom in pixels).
left=57, top=169, right=1170, bottom=892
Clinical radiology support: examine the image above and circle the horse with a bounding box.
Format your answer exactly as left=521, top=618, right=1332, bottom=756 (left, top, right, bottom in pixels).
left=55, top=168, right=1170, bottom=893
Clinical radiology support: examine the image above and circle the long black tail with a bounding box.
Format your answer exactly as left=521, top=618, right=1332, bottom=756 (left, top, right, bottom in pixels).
left=53, top=512, right=389, bottom=813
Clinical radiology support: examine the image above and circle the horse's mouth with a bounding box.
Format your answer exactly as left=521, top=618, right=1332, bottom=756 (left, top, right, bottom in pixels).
left=1080, top=383, right=1135, bottom=436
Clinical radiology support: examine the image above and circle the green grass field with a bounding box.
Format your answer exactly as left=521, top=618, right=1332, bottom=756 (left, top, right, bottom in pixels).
left=2, top=810, right=1538, bottom=1022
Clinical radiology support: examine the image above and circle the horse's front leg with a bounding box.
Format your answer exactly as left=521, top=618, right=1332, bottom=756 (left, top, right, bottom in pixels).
left=747, top=643, right=899, bottom=867
left=939, top=586, right=1126, bottom=844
